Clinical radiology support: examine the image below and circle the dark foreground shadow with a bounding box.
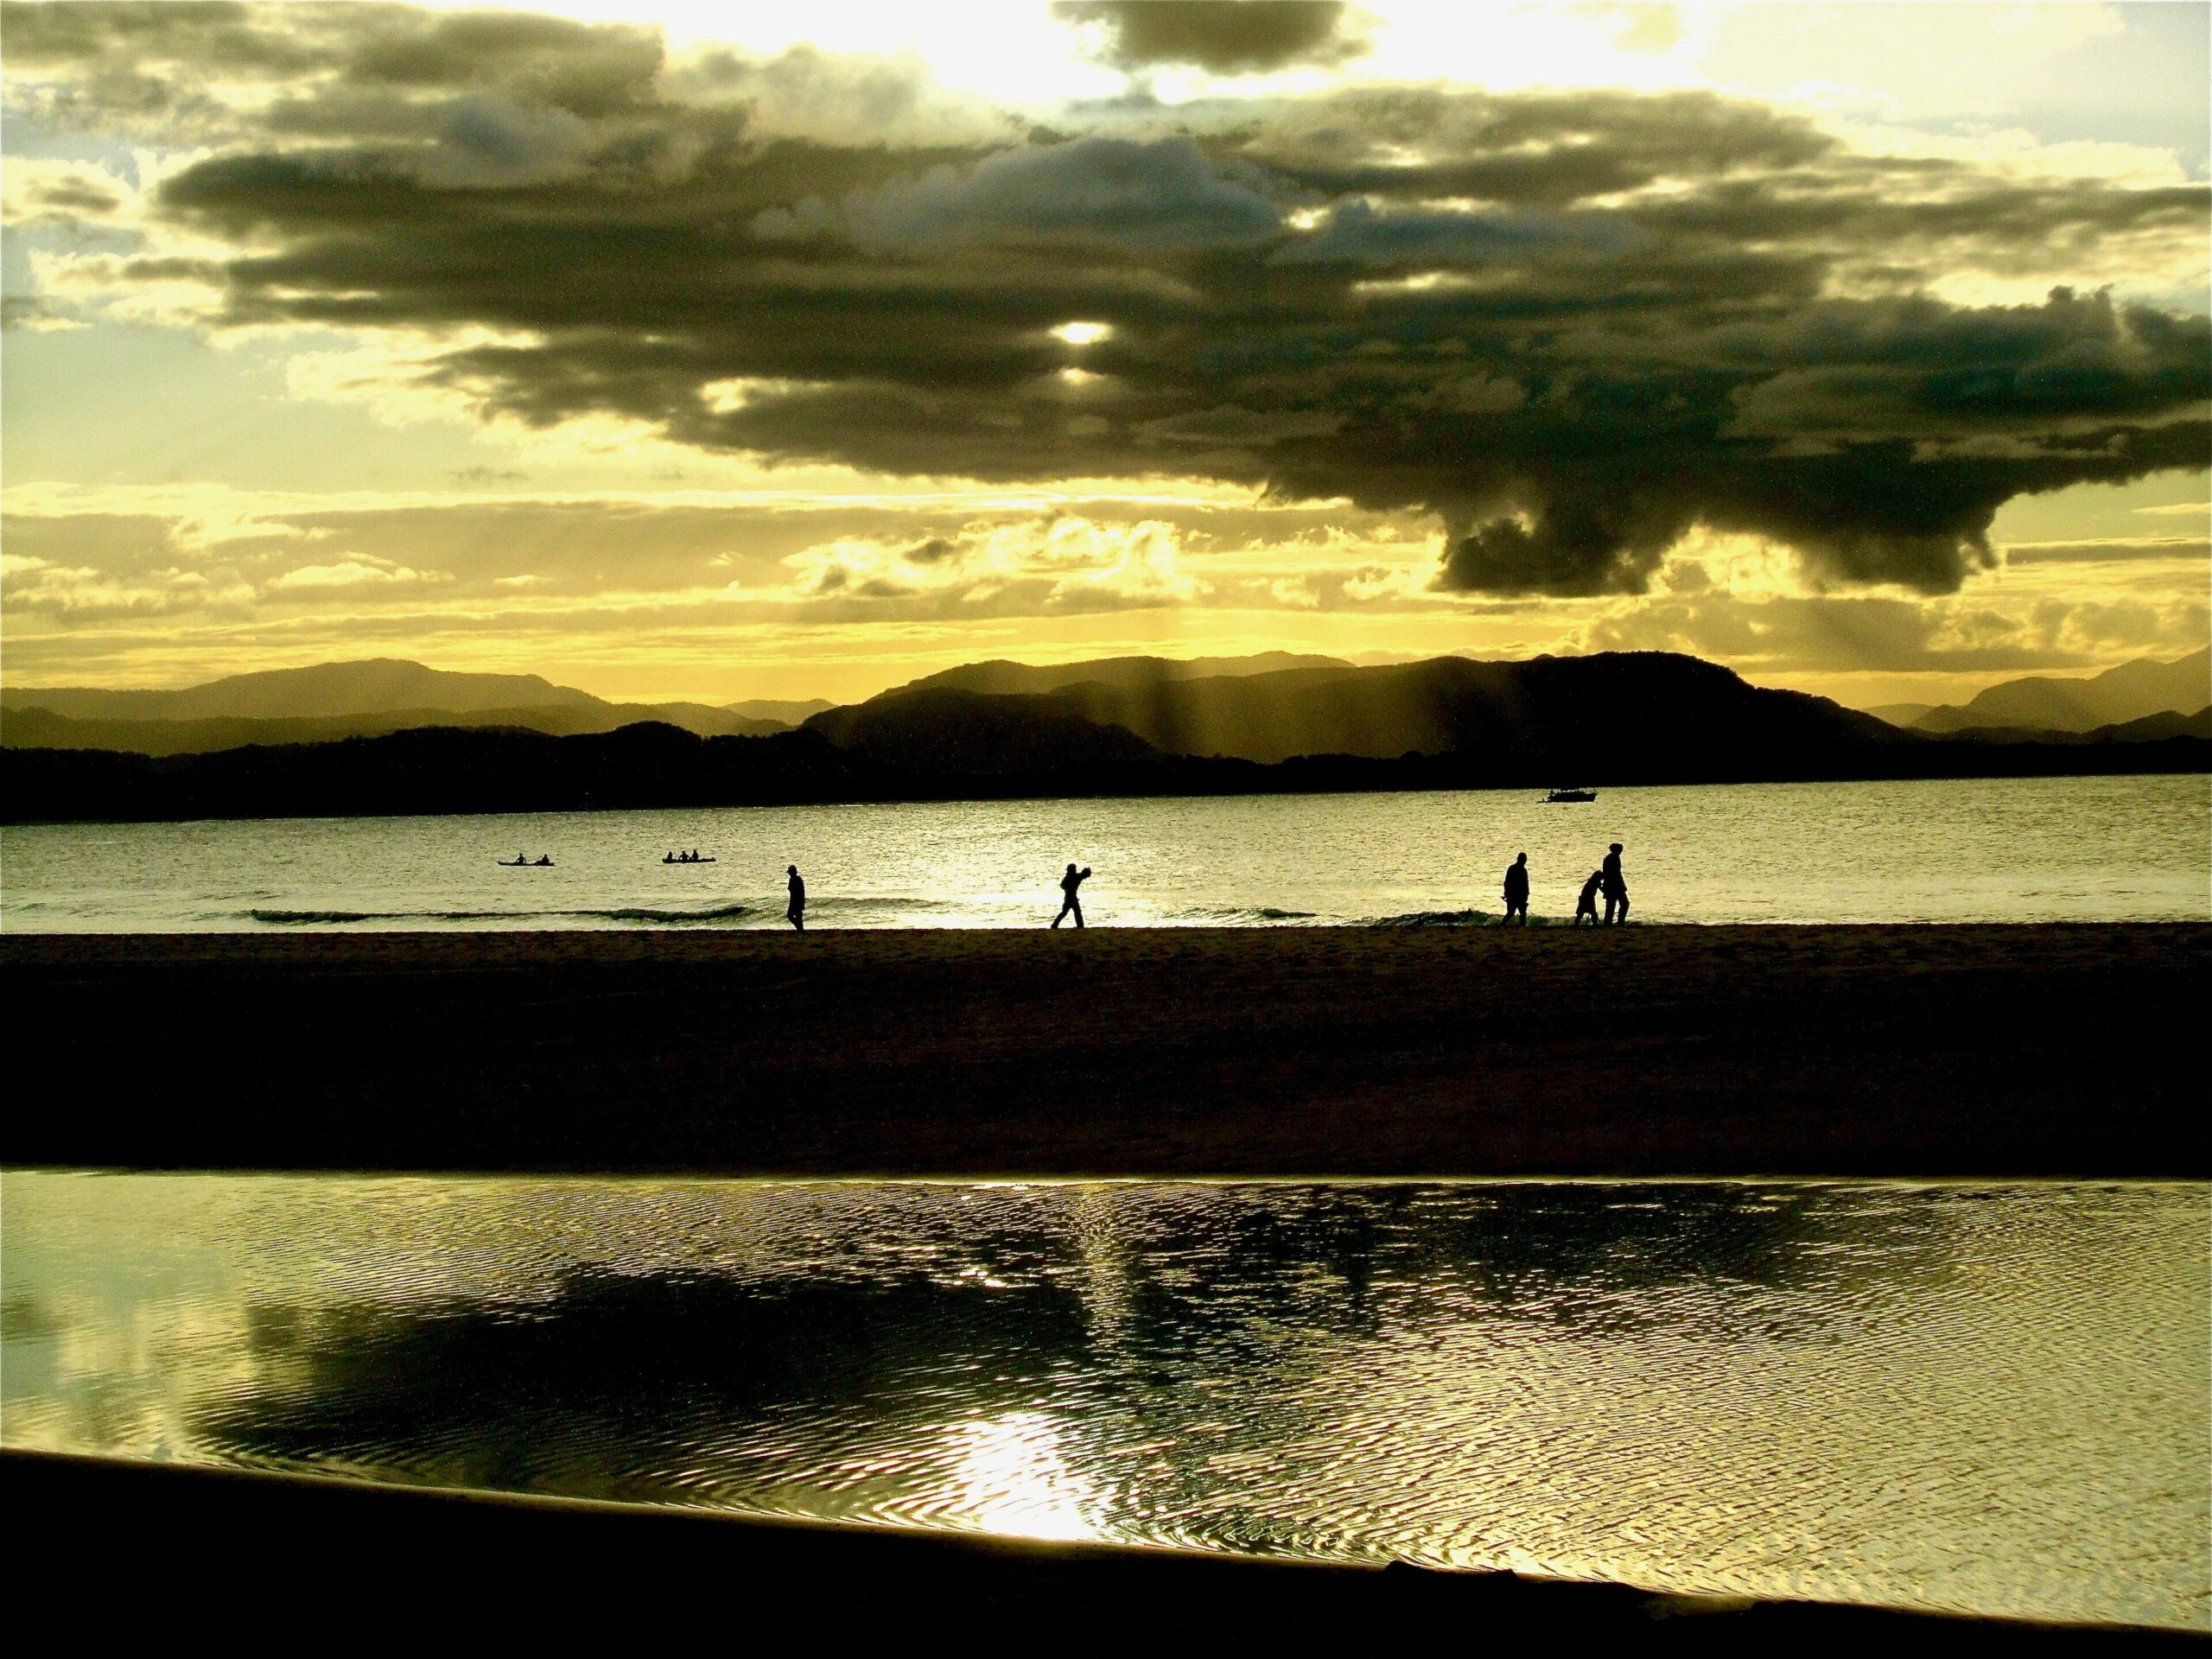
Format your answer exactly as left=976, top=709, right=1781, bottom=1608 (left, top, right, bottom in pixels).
left=3, top=1452, right=2192, bottom=1648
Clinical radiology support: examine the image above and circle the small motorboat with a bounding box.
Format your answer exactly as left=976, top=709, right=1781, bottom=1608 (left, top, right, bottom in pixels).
left=1543, top=787, right=1598, bottom=804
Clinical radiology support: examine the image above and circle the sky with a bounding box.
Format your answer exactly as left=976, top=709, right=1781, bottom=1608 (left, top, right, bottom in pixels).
left=3, top=0, right=2207, bottom=709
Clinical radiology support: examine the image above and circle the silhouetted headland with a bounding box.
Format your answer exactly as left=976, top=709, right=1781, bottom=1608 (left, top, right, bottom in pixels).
left=5, top=925, right=2201, bottom=1178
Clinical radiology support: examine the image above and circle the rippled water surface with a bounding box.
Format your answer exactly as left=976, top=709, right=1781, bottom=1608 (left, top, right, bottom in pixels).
left=3, top=774, right=2207, bottom=930
left=4, top=1173, right=2204, bottom=1628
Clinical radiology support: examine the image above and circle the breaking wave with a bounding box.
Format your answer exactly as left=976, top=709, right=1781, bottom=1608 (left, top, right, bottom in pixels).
left=1369, top=909, right=1577, bottom=928
left=250, top=902, right=752, bottom=926
left=588, top=902, right=755, bottom=924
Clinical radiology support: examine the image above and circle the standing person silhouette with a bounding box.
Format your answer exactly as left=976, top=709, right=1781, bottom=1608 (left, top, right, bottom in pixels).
left=785, top=863, right=806, bottom=932
left=1052, top=862, right=1090, bottom=929
left=1601, top=842, right=1629, bottom=925
left=1502, top=852, right=1530, bottom=924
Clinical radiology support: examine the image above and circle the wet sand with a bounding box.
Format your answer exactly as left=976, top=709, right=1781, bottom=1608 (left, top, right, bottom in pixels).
left=4, top=924, right=2204, bottom=1176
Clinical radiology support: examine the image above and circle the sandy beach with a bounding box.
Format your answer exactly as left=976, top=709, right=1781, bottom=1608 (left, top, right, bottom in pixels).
left=5, top=924, right=2203, bottom=1177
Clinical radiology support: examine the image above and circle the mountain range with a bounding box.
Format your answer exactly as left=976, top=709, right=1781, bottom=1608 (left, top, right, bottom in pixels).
left=1866, top=648, right=2209, bottom=734
left=0, top=658, right=829, bottom=757
left=10, top=648, right=2206, bottom=765
left=6, top=647, right=2205, bottom=824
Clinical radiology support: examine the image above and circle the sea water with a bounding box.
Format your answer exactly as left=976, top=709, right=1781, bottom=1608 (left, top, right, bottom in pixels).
left=3, top=1173, right=2204, bottom=1630
left=3, top=773, right=2206, bottom=930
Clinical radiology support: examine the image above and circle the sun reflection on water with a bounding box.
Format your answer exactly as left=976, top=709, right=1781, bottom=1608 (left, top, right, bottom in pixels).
left=943, top=1412, right=1100, bottom=1542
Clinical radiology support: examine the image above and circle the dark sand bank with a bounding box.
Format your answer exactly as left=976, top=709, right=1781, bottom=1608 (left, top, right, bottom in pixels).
left=3, top=1453, right=2192, bottom=1646
left=4, top=925, right=2204, bottom=1176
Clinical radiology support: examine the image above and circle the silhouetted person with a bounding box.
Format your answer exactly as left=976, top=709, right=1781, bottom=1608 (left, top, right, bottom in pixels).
left=535, top=855, right=551, bottom=867
left=786, top=864, right=805, bottom=932
left=1575, top=869, right=1604, bottom=925
left=1502, top=852, right=1530, bottom=924
left=1053, top=863, right=1090, bottom=929
left=1602, top=842, right=1629, bottom=925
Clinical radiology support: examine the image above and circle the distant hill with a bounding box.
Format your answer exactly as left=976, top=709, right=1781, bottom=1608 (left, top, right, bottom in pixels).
left=2091, top=706, right=2212, bottom=742
left=1912, top=649, right=2210, bottom=734
left=0, top=659, right=801, bottom=754
left=1, top=722, right=877, bottom=823
left=722, top=697, right=837, bottom=725
left=1, top=658, right=600, bottom=723
left=839, top=651, right=1898, bottom=766
left=1864, top=702, right=1936, bottom=728
left=807, top=688, right=1166, bottom=775
left=0, top=702, right=791, bottom=757
left=1930, top=705, right=2212, bottom=746
left=904, top=652, right=1350, bottom=698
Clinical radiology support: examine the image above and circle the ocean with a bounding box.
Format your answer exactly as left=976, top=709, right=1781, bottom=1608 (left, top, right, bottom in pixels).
left=3, top=773, right=2204, bottom=931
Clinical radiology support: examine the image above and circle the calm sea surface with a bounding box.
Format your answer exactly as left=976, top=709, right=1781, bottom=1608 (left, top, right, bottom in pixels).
left=3, top=1173, right=2202, bottom=1629
left=3, top=774, right=2206, bottom=930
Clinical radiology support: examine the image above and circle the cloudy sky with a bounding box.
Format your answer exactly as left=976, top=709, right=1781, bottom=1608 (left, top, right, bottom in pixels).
left=3, top=0, right=2206, bottom=707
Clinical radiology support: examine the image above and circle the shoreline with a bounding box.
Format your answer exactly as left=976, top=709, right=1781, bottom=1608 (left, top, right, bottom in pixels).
left=3, top=745, right=2206, bottom=827
left=7, top=924, right=2204, bottom=1179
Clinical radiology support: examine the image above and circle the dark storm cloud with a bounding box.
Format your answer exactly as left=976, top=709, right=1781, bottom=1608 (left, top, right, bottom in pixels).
left=757, top=135, right=1286, bottom=250
left=7, top=3, right=2208, bottom=595
left=1054, top=2, right=1368, bottom=75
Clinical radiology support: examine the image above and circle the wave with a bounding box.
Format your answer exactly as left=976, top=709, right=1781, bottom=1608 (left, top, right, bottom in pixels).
left=592, top=902, right=753, bottom=924
left=250, top=902, right=752, bottom=926
left=1180, top=906, right=1322, bottom=923
left=1368, top=909, right=1576, bottom=928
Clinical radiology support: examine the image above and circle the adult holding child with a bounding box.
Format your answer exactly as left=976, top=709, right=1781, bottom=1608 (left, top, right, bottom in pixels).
left=1574, top=868, right=1605, bottom=925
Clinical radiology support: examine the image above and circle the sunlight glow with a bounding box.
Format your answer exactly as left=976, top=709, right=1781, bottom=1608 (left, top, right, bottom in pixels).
left=1052, top=321, right=1112, bottom=347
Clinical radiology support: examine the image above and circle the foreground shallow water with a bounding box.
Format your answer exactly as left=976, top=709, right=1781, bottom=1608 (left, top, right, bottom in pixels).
left=3, top=1173, right=2205, bottom=1629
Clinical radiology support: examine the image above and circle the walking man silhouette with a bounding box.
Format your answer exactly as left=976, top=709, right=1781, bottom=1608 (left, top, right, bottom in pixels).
left=1502, top=852, right=1530, bottom=924
left=1601, top=842, right=1629, bottom=925
left=785, top=863, right=806, bottom=932
left=1052, top=862, right=1090, bottom=929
